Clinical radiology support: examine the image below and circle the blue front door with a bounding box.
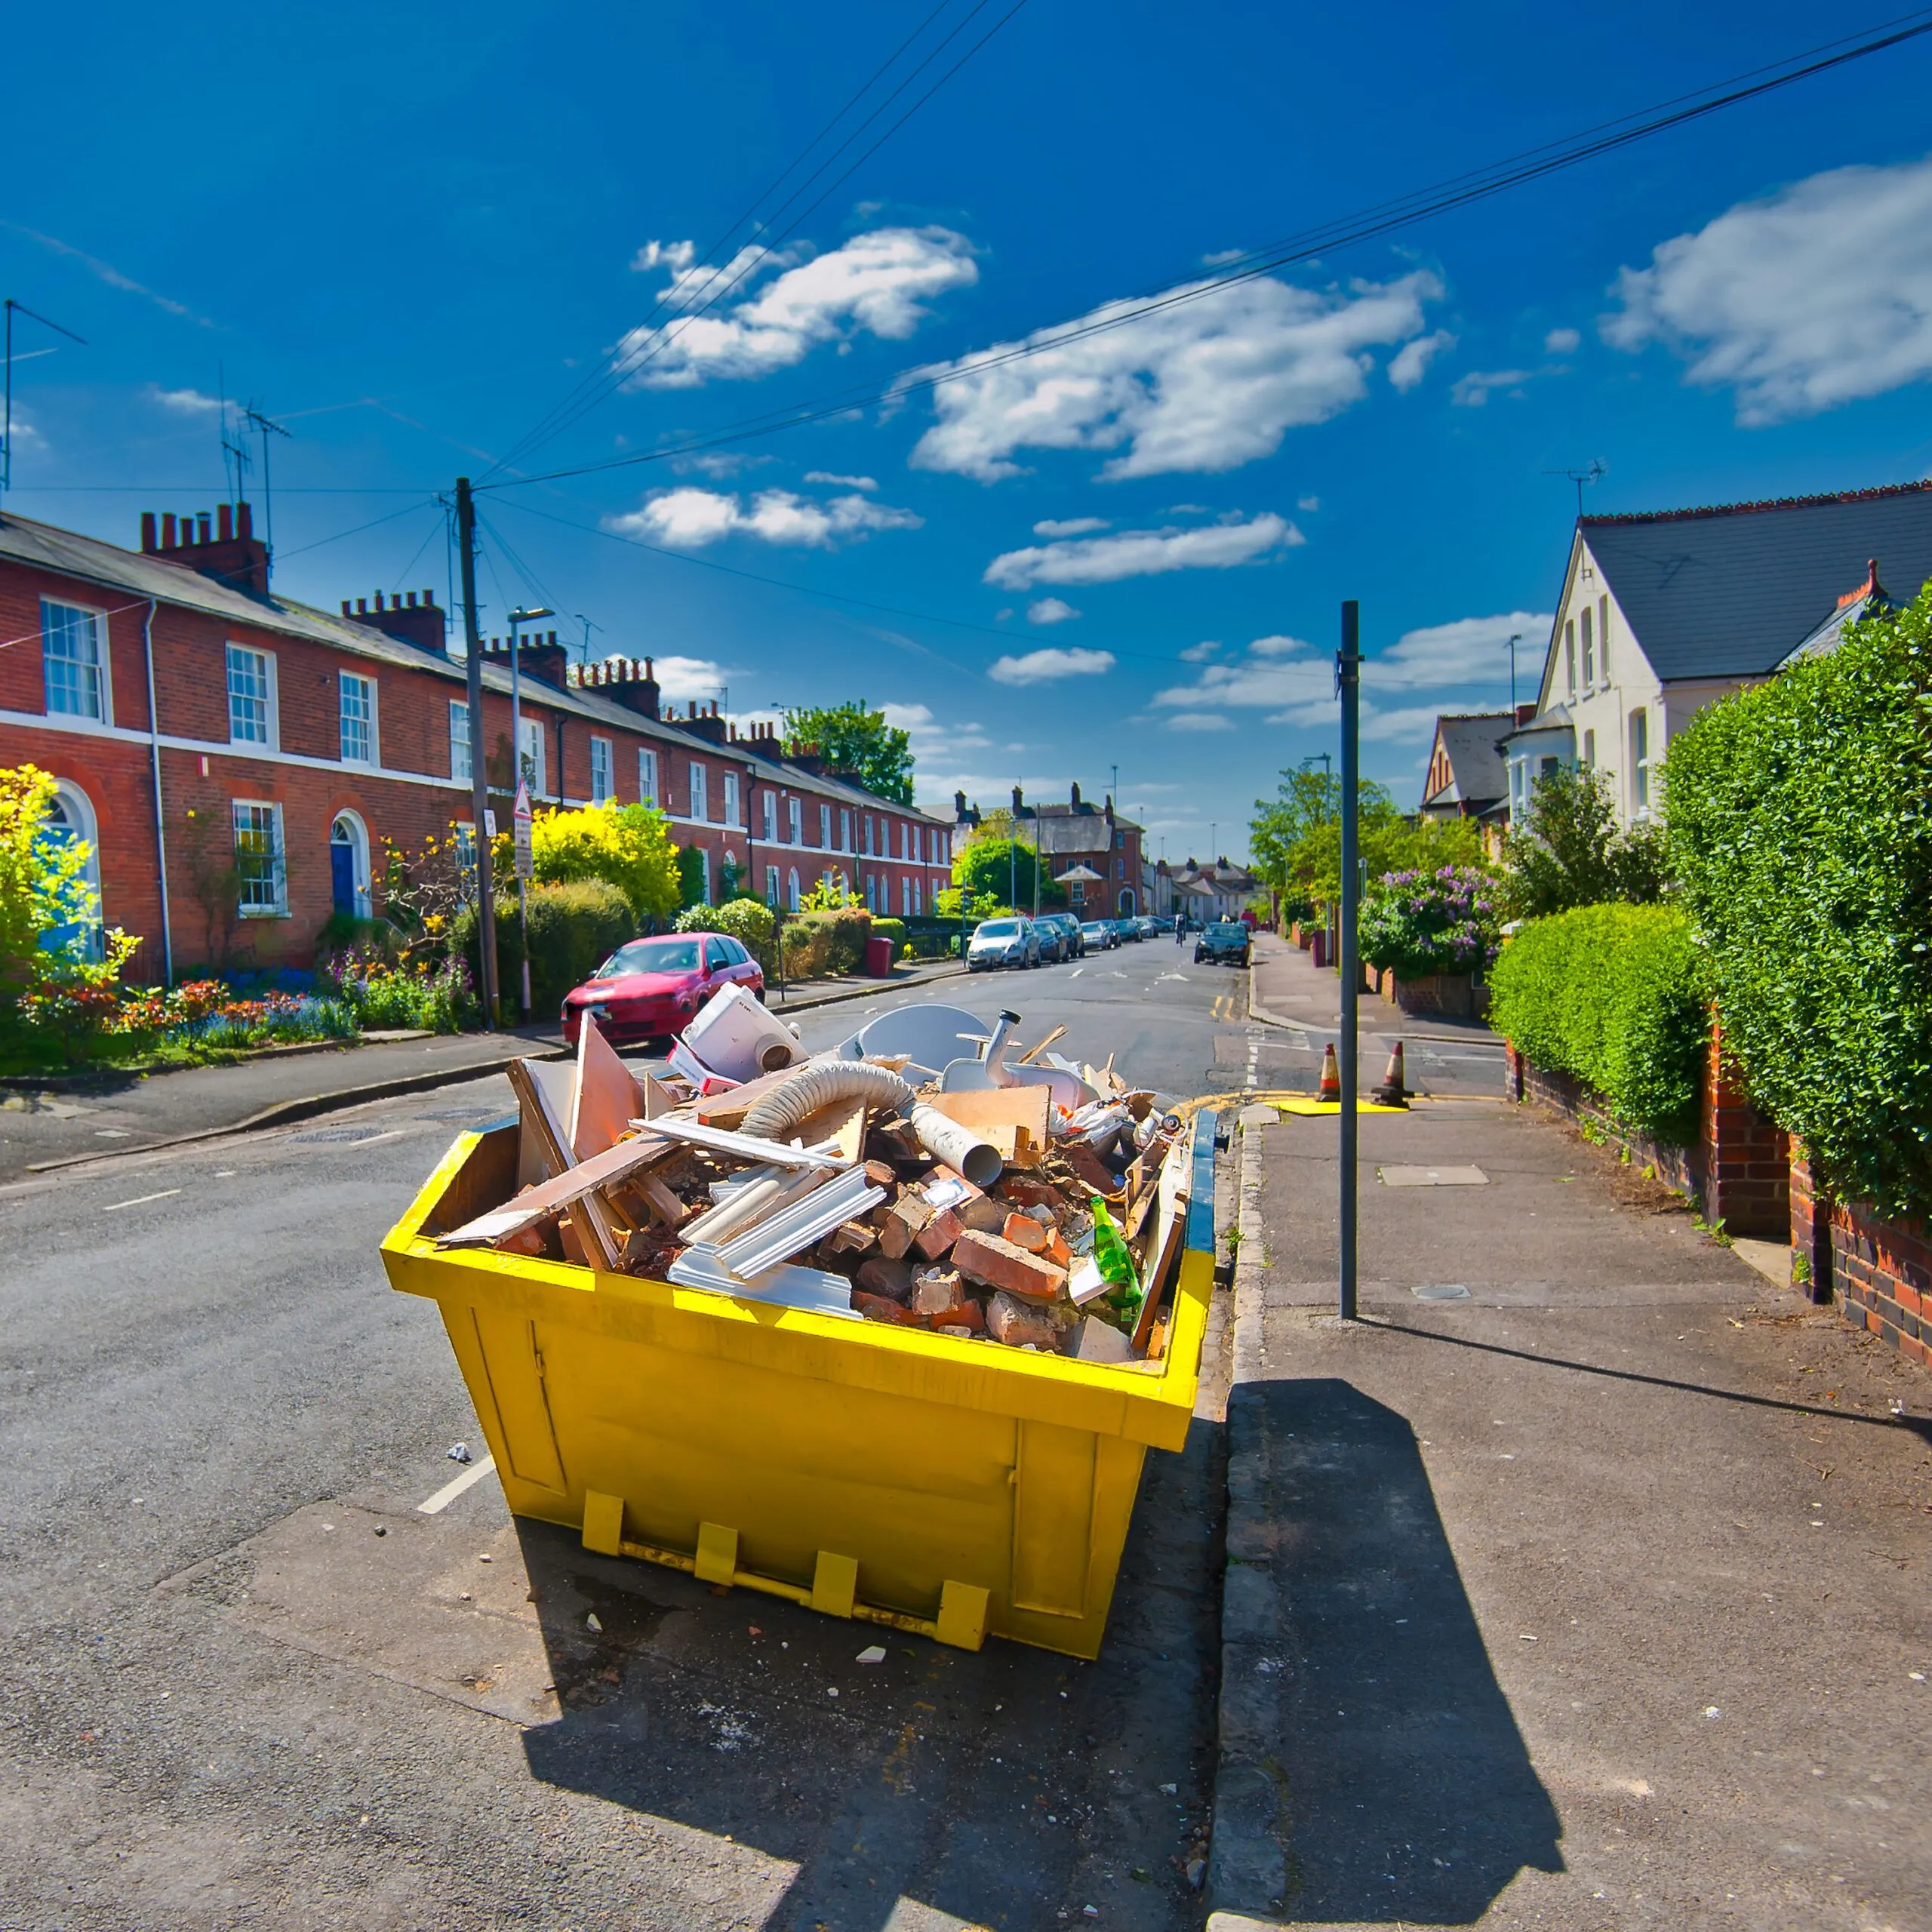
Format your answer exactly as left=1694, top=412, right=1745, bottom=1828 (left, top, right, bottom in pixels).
left=331, top=841, right=355, bottom=915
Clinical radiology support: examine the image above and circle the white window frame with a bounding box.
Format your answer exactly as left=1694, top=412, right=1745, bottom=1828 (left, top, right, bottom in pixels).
left=231, top=799, right=288, bottom=916
left=1580, top=607, right=1595, bottom=690
left=449, top=700, right=472, bottom=784
left=838, top=808, right=851, bottom=851
left=697, top=845, right=712, bottom=902
left=1598, top=594, right=1611, bottom=678
left=515, top=717, right=546, bottom=797
left=1563, top=620, right=1577, bottom=700
left=41, top=598, right=110, bottom=723
left=226, top=643, right=278, bottom=749
left=638, top=746, right=658, bottom=807
left=818, top=802, right=830, bottom=848
left=786, top=796, right=801, bottom=845
left=862, top=814, right=874, bottom=856
left=689, top=761, right=708, bottom=821
left=1630, top=708, right=1651, bottom=816
left=787, top=866, right=801, bottom=911
left=724, top=771, right=740, bottom=827
left=589, top=735, right=614, bottom=804
left=338, top=670, right=377, bottom=768
left=454, top=822, right=478, bottom=895
left=764, top=863, right=780, bottom=906
left=912, top=877, right=921, bottom=915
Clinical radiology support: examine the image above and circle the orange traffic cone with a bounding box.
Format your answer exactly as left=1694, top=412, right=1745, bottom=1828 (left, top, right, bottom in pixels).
left=1318, top=1041, right=1341, bottom=1103
left=1371, top=1039, right=1410, bottom=1107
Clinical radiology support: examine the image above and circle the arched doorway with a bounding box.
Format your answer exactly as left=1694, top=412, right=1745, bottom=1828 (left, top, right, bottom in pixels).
left=38, top=780, right=104, bottom=960
left=330, top=812, right=372, bottom=920
left=1117, top=886, right=1137, bottom=915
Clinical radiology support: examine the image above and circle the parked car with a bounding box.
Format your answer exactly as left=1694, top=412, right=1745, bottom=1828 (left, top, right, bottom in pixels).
left=1037, top=912, right=1084, bottom=960
left=1194, top=920, right=1253, bottom=967
left=562, top=931, right=764, bottom=1049
left=1079, top=918, right=1117, bottom=951
left=1114, top=917, right=1142, bottom=943
left=967, top=916, right=1040, bottom=971
left=1135, top=915, right=1161, bottom=940
left=1031, top=914, right=1070, bottom=964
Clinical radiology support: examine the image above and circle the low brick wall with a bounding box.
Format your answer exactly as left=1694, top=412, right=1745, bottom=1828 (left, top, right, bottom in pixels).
left=1380, top=970, right=1491, bottom=1023
left=1703, top=1016, right=1789, bottom=1238
left=1789, top=1140, right=1930, bottom=1367
left=1503, top=1044, right=1702, bottom=1199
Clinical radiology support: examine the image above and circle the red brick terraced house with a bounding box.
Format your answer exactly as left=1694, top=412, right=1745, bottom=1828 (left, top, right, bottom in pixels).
left=0, top=501, right=955, bottom=983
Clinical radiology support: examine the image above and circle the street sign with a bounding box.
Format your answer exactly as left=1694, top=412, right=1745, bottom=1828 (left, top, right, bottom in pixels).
left=513, top=781, right=534, bottom=883
left=483, top=809, right=497, bottom=838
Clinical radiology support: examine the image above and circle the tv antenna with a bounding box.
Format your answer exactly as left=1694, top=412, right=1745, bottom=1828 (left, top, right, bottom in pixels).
left=3, top=299, right=87, bottom=500
left=574, top=613, right=602, bottom=668
left=240, top=405, right=291, bottom=555
left=1544, top=457, right=1607, bottom=518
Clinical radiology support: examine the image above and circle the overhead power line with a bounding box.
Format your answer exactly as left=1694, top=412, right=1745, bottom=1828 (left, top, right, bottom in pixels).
left=482, top=8, right=1932, bottom=495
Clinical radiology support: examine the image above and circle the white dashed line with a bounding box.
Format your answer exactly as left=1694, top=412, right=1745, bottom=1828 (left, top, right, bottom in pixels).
left=102, top=1189, right=182, bottom=1213
left=417, top=1454, right=497, bottom=1514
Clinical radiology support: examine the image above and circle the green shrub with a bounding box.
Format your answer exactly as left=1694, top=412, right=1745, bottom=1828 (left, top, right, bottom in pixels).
left=675, top=846, right=709, bottom=909
left=526, top=802, right=681, bottom=925
left=1488, top=903, right=1707, bottom=1142
left=869, top=916, right=906, bottom=953
left=676, top=897, right=777, bottom=968
left=1666, top=586, right=1932, bottom=1215
left=453, top=878, right=636, bottom=1019
left=780, top=905, right=870, bottom=978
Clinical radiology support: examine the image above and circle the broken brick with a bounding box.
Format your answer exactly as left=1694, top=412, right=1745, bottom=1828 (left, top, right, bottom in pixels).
left=955, top=1192, right=1007, bottom=1233
left=951, top=1229, right=1069, bottom=1303
left=878, top=1195, right=934, bottom=1260
left=856, top=1257, right=915, bottom=1303
left=912, top=1207, right=963, bottom=1260
left=985, top=1291, right=1063, bottom=1349
left=827, top=1219, right=877, bottom=1254
left=996, top=1174, right=1062, bottom=1211
left=1002, top=1212, right=1051, bottom=1254
left=852, top=1291, right=924, bottom=1326
left=909, top=1267, right=981, bottom=1327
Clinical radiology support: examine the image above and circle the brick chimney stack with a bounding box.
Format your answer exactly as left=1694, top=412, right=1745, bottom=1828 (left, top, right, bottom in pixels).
left=483, top=629, right=568, bottom=690
left=140, top=501, right=269, bottom=595
left=340, top=588, right=445, bottom=656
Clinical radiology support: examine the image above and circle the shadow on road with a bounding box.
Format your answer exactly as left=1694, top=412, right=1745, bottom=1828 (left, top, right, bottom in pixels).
left=518, top=1412, right=1226, bottom=1932
left=1263, top=1378, right=1562, bottom=1923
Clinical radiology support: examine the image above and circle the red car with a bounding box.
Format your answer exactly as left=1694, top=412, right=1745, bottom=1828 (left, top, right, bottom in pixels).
left=561, top=932, right=764, bottom=1050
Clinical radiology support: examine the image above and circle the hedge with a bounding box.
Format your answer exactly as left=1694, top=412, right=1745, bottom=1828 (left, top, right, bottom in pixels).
left=780, top=905, right=870, bottom=978
left=453, top=878, right=636, bottom=1019
left=1488, top=903, right=1708, bottom=1142
left=1666, top=586, right=1932, bottom=1216
left=676, top=897, right=777, bottom=968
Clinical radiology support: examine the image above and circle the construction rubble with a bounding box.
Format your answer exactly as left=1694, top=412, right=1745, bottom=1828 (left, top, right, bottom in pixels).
left=435, top=986, right=1195, bottom=1363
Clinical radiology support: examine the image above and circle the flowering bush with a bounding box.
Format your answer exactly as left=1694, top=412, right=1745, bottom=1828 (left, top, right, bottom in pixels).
left=321, top=947, right=472, bottom=1034
left=1358, top=866, right=1500, bottom=979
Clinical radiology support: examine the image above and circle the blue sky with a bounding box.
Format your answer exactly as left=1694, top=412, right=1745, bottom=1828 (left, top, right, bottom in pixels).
left=8, top=2, right=1932, bottom=862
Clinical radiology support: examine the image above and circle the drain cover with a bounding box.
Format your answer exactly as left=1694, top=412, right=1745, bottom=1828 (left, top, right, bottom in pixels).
left=291, top=1125, right=388, bottom=1143
left=1412, top=1283, right=1472, bottom=1301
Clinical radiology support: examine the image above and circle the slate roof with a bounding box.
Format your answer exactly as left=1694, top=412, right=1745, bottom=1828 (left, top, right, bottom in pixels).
left=1422, top=712, right=1512, bottom=810
left=1577, top=481, right=1932, bottom=683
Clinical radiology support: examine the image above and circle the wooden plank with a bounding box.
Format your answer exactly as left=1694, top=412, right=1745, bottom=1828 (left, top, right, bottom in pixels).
left=504, top=1060, right=622, bottom=1270
left=1016, top=1024, right=1066, bottom=1066
left=570, top=1019, right=643, bottom=1159
left=693, top=1066, right=798, bottom=1130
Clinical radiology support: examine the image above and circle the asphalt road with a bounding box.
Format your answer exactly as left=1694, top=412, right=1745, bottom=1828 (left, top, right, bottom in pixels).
left=0, top=949, right=1247, bottom=1932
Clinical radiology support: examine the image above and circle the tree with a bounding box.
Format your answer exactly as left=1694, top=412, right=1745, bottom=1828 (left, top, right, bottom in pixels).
left=782, top=702, right=914, bottom=805
left=951, top=834, right=1060, bottom=912
left=1503, top=765, right=1667, bottom=918
left=1251, top=767, right=1482, bottom=905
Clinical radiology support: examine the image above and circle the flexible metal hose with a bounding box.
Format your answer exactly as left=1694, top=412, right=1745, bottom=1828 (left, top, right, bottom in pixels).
left=738, top=1060, right=915, bottom=1143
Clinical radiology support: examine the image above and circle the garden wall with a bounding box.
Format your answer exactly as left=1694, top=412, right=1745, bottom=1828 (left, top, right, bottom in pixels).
left=1790, top=1141, right=1931, bottom=1368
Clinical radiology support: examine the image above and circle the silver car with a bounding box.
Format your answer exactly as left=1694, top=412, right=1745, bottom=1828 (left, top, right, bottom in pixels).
left=966, top=916, right=1039, bottom=971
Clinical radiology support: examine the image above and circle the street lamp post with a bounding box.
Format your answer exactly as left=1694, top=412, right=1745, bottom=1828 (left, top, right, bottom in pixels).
left=506, top=604, right=554, bottom=1023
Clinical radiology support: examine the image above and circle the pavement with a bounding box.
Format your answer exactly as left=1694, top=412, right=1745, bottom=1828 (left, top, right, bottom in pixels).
left=0, top=946, right=1233, bottom=1931
left=1247, top=927, right=1506, bottom=1055
left=0, top=959, right=968, bottom=1186
left=1208, top=1085, right=1932, bottom=1930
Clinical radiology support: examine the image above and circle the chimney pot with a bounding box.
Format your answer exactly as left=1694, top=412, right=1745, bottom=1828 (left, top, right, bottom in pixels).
left=374, top=590, right=385, bottom=611
left=422, top=588, right=432, bottom=605
left=1070, top=780, right=1081, bottom=808
left=405, top=591, right=417, bottom=608
left=217, top=503, right=234, bottom=541
left=645, top=657, right=654, bottom=678
left=341, top=600, right=352, bottom=616
left=236, top=501, right=253, bottom=539
left=140, top=512, right=157, bottom=552
left=196, top=513, right=212, bottom=543
left=357, top=598, right=368, bottom=614
left=161, top=512, right=177, bottom=546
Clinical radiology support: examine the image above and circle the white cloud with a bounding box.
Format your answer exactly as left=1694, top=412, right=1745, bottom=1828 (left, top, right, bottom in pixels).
left=1360, top=702, right=1464, bottom=743
left=1178, top=639, right=1222, bottom=663
left=804, top=470, right=878, bottom=491
left=608, top=485, right=921, bottom=550
left=648, top=654, right=728, bottom=700
left=910, top=269, right=1442, bottom=480
left=1450, top=367, right=1532, bottom=407
left=1366, top=611, right=1551, bottom=691
left=1544, top=326, right=1580, bottom=355
left=1604, top=155, right=1932, bottom=424
left=984, top=511, right=1300, bottom=589
left=150, top=386, right=222, bottom=415
left=1032, top=515, right=1109, bottom=537
left=617, top=226, right=977, bottom=389
left=1388, top=328, right=1455, bottom=391
left=632, top=238, right=696, bottom=274
left=1026, top=597, right=1080, bottom=625
left=3, top=409, right=45, bottom=451
left=1167, top=712, right=1236, bottom=732
left=1203, top=248, right=1247, bottom=267
left=1297, top=494, right=1320, bottom=511
left=988, top=647, right=1117, bottom=685
left=1247, top=633, right=1304, bottom=658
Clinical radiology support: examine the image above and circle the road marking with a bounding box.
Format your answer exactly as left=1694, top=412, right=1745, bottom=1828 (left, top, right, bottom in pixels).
left=417, top=1454, right=497, bottom=1514
left=1069, top=968, right=1084, bottom=978
left=1244, top=1026, right=1263, bottom=1093
left=102, top=1189, right=182, bottom=1212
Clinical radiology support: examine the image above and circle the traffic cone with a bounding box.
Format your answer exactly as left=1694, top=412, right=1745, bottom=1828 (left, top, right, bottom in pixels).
left=1371, top=1039, right=1410, bottom=1107
left=1318, top=1041, right=1341, bottom=1103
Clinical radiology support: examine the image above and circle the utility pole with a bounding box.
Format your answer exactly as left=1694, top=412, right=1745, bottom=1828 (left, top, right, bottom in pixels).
left=1337, top=599, right=1361, bottom=1321
left=455, top=478, right=500, bottom=1027
left=1508, top=632, right=1523, bottom=712
left=507, top=604, right=555, bottom=1023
